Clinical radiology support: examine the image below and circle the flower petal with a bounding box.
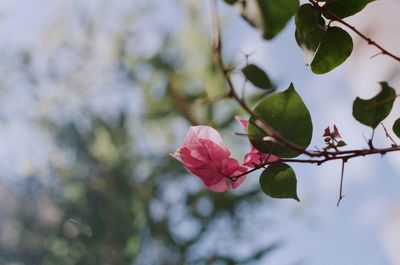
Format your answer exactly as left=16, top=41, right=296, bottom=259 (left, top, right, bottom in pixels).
left=244, top=151, right=280, bottom=168
left=186, top=165, right=224, bottom=186
left=183, top=126, right=228, bottom=152
left=179, top=146, right=209, bottom=167
left=235, top=116, right=249, bottom=129
left=199, top=139, right=230, bottom=161
left=206, top=178, right=230, bottom=192
left=231, top=166, right=248, bottom=189
left=220, top=157, right=241, bottom=176
left=173, top=125, right=250, bottom=192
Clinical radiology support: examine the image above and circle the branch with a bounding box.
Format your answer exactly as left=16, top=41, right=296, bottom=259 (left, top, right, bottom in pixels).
left=168, top=80, right=200, bottom=125
left=210, top=0, right=315, bottom=157
left=229, top=144, right=400, bottom=180
left=210, top=0, right=400, bottom=191
left=309, top=0, right=400, bottom=62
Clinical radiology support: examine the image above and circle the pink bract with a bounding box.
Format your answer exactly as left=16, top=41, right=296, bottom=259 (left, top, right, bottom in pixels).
left=235, top=116, right=280, bottom=167
left=171, top=126, right=247, bottom=192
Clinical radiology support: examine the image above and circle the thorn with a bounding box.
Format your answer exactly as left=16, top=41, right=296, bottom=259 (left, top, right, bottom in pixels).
left=336, top=195, right=345, bottom=207
left=370, top=51, right=383, bottom=59
left=337, top=160, right=346, bottom=207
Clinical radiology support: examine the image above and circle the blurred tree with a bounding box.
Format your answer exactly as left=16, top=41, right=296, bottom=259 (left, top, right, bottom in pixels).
left=0, top=1, right=278, bottom=265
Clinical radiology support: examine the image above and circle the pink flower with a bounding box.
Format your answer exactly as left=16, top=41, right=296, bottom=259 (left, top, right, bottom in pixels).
left=235, top=116, right=280, bottom=168
left=171, top=126, right=247, bottom=192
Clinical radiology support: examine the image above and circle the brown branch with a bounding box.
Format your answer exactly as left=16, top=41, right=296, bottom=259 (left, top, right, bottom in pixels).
left=229, top=144, right=400, bottom=180
left=309, top=0, right=400, bottom=62
left=168, top=80, right=200, bottom=125
left=210, top=0, right=315, bottom=157
left=210, top=0, right=400, bottom=196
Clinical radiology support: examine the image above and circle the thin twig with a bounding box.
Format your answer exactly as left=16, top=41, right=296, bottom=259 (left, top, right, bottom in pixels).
left=370, top=51, right=383, bottom=59
left=228, top=144, right=400, bottom=179
left=337, top=160, right=346, bottom=207
left=381, top=123, right=397, bottom=146
left=369, top=129, right=375, bottom=149
left=210, top=0, right=400, bottom=193
left=210, top=0, right=315, bottom=157
left=309, top=0, right=400, bottom=62
left=197, top=92, right=231, bottom=104
left=241, top=79, right=248, bottom=101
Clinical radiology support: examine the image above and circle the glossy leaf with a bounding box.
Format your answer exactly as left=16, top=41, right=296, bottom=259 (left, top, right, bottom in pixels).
left=353, top=82, right=396, bottom=129
left=242, top=64, right=273, bottom=90
left=247, top=83, right=313, bottom=158
left=324, top=0, right=376, bottom=19
left=239, top=0, right=299, bottom=39
left=247, top=90, right=276, bottom=107
left=295, top=26, right=326, bottom=65
left=393, top=118, right=400, bottom=139
left=295, top=4, right=321, bottom=33
left=223, top=0, right=238, bottom=4
left=259, top=163, right=299, bottom=201
left=310, top=27, right=353, bottom=74
left=295, top=5, right=326, bottom=65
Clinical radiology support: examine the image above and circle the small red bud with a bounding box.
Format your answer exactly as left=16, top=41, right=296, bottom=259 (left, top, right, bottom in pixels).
left=323, top=127, right=331, bottom=137
left=333, top=125, right=341, bottom=138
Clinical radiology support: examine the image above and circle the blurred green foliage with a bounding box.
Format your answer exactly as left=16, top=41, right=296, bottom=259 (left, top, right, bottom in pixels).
left=0, top=1, right=278, bottom=265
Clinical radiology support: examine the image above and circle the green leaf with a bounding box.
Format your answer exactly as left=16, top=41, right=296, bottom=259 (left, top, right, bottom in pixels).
left=242, top=64, right=273, bottom=90
left=259, top=163, right=299, bottom=201
left=247, top=83, right=313, bottom=158
left=353, top=82, right=396, bottom=129
left=295, top=25, right=326, bottom=65
left=247, top=90, right=276, bottom=107
left=324, top=0, right=376, bottom=19
left=295, top=5, right=326, bottom=65
left=310, top=27, right=353, bottom=74
left=239, top=0, right=299, bottom=39
left=223, top=0, right=238, bottom=4
left=393, top=118, right=400, bottom=139
left=337, top=140, right=347, bottom=147
left=296, top=17, right=353, bottom=74
left=295, top=4, right=321, bottom=33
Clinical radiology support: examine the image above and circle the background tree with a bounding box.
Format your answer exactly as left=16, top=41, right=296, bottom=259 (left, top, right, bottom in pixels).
left=0, top=0, right=399, bottom=264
